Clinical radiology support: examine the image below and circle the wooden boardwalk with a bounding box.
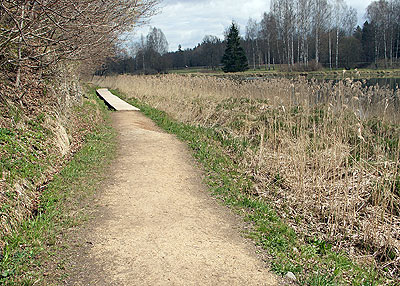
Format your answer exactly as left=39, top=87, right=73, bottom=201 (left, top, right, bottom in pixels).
left=96, top=88, right=140, bottom=111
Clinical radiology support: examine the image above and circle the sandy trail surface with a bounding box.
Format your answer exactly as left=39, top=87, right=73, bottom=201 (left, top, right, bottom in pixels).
left=67, top=111, right=279, bottom=285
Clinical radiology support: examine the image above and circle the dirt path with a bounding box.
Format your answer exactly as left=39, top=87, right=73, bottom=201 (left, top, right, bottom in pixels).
left=67, top=111, right=279, bottom=285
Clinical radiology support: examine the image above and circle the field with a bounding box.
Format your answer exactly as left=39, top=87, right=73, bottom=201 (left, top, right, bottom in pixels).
left=169, top=66, right=400, bottom=79
left=93, top=74, right=400, bottom=283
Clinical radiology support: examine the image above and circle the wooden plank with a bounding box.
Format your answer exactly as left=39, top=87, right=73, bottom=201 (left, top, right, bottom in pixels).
left=96, top=88, right=140, bottom=111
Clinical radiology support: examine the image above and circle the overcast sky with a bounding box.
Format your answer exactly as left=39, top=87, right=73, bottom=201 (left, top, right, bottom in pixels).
left=128, top=0, right=374, bottom=52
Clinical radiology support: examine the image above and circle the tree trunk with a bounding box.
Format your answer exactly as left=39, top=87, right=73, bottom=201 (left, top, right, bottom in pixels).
left=287, top=38, right=290, bottom=67
left=267, top=37, right=271, bottom=70
left=256, top=39, right=261, bottom=68
left=264, top=53, right=267, bottom=70
left=268, top=49, right=271, bottom=70
left=384, top=28, right=387, bottom=68
left=306, top=40, right=309, bottom=66
left=329, top=30, right=332, bottom=70
left=276, top=39, right=281, bottom=64
left=252, top=43, right=256, bottom=70
left=336, top=27, right=339, bottom=68
left=374, top=27, right=378, bottom=67
left=291, top=33, right=294, bottom=66
left=390, top=29, right=393, bottom=67
left=315, top=27, right=319, bottom=64
left=297, top=34, right=300, bottom=64
left=396, top=30, right=399, bottom=64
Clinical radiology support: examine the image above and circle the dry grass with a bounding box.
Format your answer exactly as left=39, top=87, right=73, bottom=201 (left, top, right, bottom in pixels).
left=93, top=74, right=400, bottom=278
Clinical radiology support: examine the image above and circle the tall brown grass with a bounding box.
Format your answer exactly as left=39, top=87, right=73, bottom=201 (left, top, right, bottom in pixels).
left=93, top=74, right=400, bottom=276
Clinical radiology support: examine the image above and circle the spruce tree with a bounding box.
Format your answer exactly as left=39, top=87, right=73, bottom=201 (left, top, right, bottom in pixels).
left=221, top=23, right=249, bottom=73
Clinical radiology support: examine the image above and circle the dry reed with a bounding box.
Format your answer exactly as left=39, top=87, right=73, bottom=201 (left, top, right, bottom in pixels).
left=93, top=74, right=400, bottom=277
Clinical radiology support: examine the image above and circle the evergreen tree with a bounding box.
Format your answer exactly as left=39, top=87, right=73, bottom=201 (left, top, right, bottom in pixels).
left=221, top=23, right=249, bottom=72
left=361, top=21, right=375, bottom=65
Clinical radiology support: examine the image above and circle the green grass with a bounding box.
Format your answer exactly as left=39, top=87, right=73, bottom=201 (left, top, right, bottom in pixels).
left=0, top=113, right=53, bottom=186
left=111, top=89, right=386, bottom=286
left=168, top=67, right=400, bottom=79
left=0, top=87, right=116, bottom=285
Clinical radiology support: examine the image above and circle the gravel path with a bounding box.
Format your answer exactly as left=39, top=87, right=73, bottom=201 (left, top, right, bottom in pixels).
left=67, top=111, right=279, bottom=285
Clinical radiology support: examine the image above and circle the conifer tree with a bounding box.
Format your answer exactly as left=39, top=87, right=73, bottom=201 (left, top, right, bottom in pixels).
left=221, top=23, right=249, bottom=72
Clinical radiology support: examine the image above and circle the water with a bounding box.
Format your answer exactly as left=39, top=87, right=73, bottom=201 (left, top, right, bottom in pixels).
left=242, top=75, right=400, bottom=91
left=362, top=77, right=400, bottom=90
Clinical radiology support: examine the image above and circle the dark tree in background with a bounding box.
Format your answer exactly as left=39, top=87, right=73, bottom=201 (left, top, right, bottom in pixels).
left=221, top=23, right=248, bottom=72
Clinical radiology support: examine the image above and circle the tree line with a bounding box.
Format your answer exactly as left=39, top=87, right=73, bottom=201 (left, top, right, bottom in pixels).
left=250, top=0, right=400, bottom=70
left=102, top=0, right=400, bottom=75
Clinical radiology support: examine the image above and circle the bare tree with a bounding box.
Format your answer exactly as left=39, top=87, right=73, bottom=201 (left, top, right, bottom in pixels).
left=260, top=12, right=278, bottom=70
left=312, top=0, right=329, bottom=65
left=245, top=18, right=260, bottom=70
left=146, top=27, right=169, bottom=55
left=326, top=0, right=334, bottom=69
left=296, top=0, right=313, bottom=66
left=332, top=0, right=345, bottom=68
left=0, top=0, right=160, bottom=86
left=343, top=7, right=357, bottom=36
left=271, top=0, right=296, bottom=67
left=367, top=0, right=391, bottom=67
left=395, top=0, right=400, bottom=64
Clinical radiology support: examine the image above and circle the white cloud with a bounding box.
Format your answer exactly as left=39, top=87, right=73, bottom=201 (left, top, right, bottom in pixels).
left=129, top=0, right=373, bottom=52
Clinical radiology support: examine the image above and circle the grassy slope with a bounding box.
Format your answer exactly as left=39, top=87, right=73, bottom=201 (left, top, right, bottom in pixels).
left=112, top=89, right=385, bottom=286
left=0, top=87, right=116, bottom=285
left=0, top=113, right=51, bottom=186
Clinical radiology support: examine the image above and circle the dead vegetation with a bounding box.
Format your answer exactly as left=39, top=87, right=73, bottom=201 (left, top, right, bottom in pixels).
left=93, top=74, right=400, bottom=279
left=0, top=0, right=159, bottom=85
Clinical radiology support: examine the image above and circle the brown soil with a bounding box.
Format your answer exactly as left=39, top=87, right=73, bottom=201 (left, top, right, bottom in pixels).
left=65, top=111, right=280, bottom=285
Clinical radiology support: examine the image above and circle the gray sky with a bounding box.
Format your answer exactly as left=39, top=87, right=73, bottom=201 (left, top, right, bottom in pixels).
left=129, top=0, right=373, bottom=52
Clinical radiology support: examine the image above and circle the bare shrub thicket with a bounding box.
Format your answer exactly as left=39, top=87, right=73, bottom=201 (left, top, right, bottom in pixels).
left=0, top=1, right=159, bottom=248
left=94, top=74, right=400, bottom=277
left=0, top=0, right=158, bottom=88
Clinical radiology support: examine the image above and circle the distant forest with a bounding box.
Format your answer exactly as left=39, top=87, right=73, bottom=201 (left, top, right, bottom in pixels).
left=101, top=0, right=400, bottom=74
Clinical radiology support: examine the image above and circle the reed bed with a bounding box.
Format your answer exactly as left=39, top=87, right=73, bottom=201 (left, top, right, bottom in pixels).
left=93, top=74, right=400, bottom=278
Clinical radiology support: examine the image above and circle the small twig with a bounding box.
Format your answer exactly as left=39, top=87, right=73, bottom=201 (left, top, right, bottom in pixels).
left=0, top=91, right=6, bottom=103
left=18, top=90, right=27, bottom=101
